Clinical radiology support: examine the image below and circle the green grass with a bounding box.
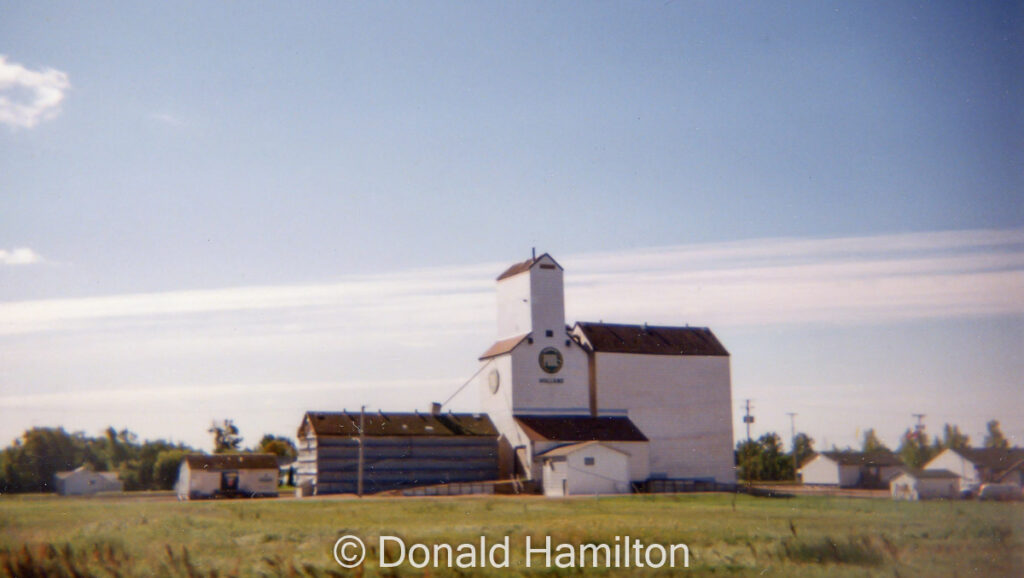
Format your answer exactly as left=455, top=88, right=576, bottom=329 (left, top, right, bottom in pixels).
left=0, top=492, right=1021, bottom=576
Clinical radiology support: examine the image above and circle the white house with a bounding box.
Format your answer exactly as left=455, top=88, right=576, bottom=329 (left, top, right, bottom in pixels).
left=514, top=414, right=649, bottom=483
left=54, top=466, right=123, bottom=495
left=799, top=451, right=904, bottom=488
left=539, top=441, right=632, bottom=496
left=474, top=253, right=735, bottom=490
left=175, top=454, right=279, bottom=499
left=923, top=447, right=1024, bottom=494
left=890, top=469, right=960, bottom=500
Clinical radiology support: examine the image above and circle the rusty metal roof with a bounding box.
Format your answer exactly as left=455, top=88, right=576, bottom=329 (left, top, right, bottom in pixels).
left=574, top=322, right=729, bottom=356
left=514, top=415, right=648, bottom=442
left=536, top=440, right=632, bottom=459
left=183, top=454, right=279, bottom=471
left=479, top=333, right=529, bottom=360
left=300, top=411, right=498, bottom=438
left=495, top=253, right=562, bottom=281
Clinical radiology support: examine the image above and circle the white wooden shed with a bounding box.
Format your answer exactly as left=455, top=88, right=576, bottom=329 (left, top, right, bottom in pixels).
left=175, top=454, right=279, bottom=499
left=54, top=466, right=123, bottom=495
left=798, top=451, right=904, bottom=488
left=538, top=441, right=631, bottom=496
left=890, top=469, right=959, bottom=500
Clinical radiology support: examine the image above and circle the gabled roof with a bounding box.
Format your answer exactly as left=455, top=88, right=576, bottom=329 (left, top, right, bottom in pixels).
left=300, top=411, right=498, bottom=438
left=55, top=466, right=87, bottom=479
left=183, top=454, right=279, bottom=471
left=818, top=450, right=903, bottom=467
left=573, top=322, right=729, bottom=357
left=994, top=459, right=1024, bottom=483
left=949, top=447, right=1024, bottom=473
left=514, top=415, right=648, bottom=442
left=479, top=333, right=530, bottom=360
left=55, top=465, right=89, bottom=479
left=55, top=465, right=120, bottom=480
left=536, top=440, right=632, bottom=459
left=898, top=468, right=959, bottom=480
left=496, top=253, right=562, bottom=281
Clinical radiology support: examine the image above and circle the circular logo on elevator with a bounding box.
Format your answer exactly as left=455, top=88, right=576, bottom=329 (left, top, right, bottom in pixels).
left=538, top=347, right=564, bottom=374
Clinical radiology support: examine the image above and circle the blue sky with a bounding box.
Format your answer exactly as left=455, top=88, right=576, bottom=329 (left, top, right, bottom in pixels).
left=1, top=2, right=1021, bottom=452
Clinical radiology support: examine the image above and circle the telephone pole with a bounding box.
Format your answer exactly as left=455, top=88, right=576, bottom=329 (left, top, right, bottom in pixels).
left=357, top=405, right=365, bottom=498
left=742, top=399, right=755, bottom=441
left=787, top=412, right=798, bottom=479
left=912, top=413, right=926, bottom=443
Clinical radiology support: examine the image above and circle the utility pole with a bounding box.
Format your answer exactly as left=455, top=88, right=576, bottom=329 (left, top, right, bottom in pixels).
left=912, top=413, right=926, bottom=443
left=787, top=412, right=798, bottom=480
left=357, top=405, right=365, bottom=498
left=742, top=399, right=755, bottom=442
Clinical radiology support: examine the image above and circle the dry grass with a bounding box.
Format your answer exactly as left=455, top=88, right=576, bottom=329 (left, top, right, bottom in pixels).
left=0, top=492, right=1021, bottom=576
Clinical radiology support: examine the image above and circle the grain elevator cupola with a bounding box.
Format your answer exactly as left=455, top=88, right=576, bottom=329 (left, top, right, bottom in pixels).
left=495, top=253, right=565, bottom=340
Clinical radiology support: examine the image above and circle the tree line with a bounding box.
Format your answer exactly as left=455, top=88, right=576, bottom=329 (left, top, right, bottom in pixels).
left=0, top=420, right=297, bottom=494
left=736, top=419, right=1011, bottom=482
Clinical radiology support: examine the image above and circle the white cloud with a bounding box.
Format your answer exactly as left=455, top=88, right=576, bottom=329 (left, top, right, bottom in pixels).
left=2, top=228, right=1021, bottom=450
left=0, top=55, right=70, bottom=129
left=563, top=228, right=1024, bottom=327
left=149, top=112, right=184, bottom=127
left=0, top=247, right=44, bottom=266
left=0, top=228, right=1021, bottom=337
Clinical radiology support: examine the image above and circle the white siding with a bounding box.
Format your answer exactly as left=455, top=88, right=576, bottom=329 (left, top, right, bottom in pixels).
left=837, top=465, right=861, bottom=488
left=181, top=467, right=221, bottom=498
left=891, top=473, right=959, bottom=500
left=533, top=440, right=648, bottom=483
left=176, top=463, right=277, bottom=499
left=593, top=352, right=734, bottom=483
left=564, top=445, right=630, bottom=495
left=542, top=459, right=568, bottom=496
left=496, top=255, right=564, bottom=340
left=924, top=450, right=977, bottom=491
left=496, top=272, right=532, bottom=339
left=56, top=470, right=123, bottom=495
left=542, top=444, right=631, bottom=496
left=528, top=257, right=565, bottom=338
left=510, top=337, right=590, bottom=415
left=800, top=455, right=840, bottom=485
left=239, top=469, right=279, bottom=495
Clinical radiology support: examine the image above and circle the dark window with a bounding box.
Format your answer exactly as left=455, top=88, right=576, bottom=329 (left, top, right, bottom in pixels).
left=584, top=457, right=595, bottom=466
left=545, top=330, right=553, bottom=337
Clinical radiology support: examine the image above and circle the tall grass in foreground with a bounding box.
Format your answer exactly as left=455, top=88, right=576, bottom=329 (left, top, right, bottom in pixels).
left=0, top=493, right=1021, bottom=576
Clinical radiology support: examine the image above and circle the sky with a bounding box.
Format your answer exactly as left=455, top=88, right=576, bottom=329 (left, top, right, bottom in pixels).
left=1, top=2, right=1021, bottom=454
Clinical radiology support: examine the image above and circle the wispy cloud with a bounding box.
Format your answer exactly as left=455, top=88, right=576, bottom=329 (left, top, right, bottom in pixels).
left=0, top=247, right=44, bottom=266
left=0, top=55, right=70, bottom=129
left=2, top=229, right=1021, bottom=450
left=565, top=228, right=1024, bottom=327
left=0, top=229, right=1021, bottom=338
left=149, top=112, right=184, bottom=127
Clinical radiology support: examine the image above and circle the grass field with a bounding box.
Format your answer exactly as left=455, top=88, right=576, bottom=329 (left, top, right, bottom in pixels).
left=1, top=492, right=1021, bottom=576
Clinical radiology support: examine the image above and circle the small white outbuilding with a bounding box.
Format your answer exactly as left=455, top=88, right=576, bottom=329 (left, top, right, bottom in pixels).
left=890, top=469, right=959, bottom=500
left=54, top=466, right=123, bottom=495
left=175, top=454, right=279, bottom=500
left=799, top=451, right=904, bottom=488
left=539, top=441, right=632, bottom=496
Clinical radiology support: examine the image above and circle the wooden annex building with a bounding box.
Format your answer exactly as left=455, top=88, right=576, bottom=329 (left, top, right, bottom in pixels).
left=296, top=411, right=499, bottom=495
